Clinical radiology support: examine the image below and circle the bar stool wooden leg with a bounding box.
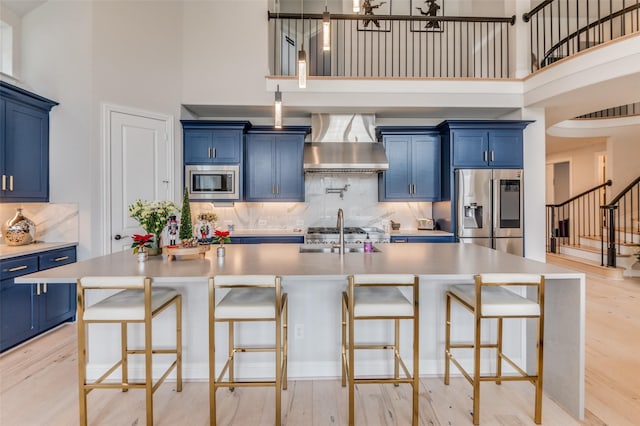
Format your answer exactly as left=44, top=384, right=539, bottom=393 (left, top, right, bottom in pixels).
left=77, top=314, right=88, bottom=426
left=145, top=299, right=153, bottom=426
left=275, top=299, right=282, bottom=426
left=341, top=292, right=347, bottom=388
left=282, top=294, right=288, bottom=390
left=121, top=322, right=129, bottom=391
left=228, top=321, right=235, bottom=390
left=209, top=280, right=224, bottom=426
left=444, top=292, right=451, bottom=386
left=394, top=319, right=400, bottom=386
left=496, top=317, right=503, bottom=385
left=176, top=294, right=183, bottom=392
left=473, top=313, right=481, bottom=425
left=412, top=280, right=420, bottom=426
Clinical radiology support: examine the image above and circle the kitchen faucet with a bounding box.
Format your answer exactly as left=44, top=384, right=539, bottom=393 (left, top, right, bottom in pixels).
left=336, top=208, right=345, bottom=255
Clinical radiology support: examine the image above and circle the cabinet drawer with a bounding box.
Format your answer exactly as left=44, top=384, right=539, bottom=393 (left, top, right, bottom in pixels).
left=38, top=247, right=77, bottom=270
left=0, top=256, right=38, bottom=280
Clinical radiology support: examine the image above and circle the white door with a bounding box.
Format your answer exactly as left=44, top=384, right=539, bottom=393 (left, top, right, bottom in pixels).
left=104, top=105, right=174, bottom=253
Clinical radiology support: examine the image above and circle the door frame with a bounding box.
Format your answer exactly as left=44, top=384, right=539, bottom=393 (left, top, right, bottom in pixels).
left=100, top=103, right=174, bottom=255
left=546, top=157, right=573, bottom=204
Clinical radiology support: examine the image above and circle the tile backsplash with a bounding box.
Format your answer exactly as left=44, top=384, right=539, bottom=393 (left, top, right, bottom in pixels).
left=190, top=174, right=433, bottom=230
left=0, top=203, right=79, bottom=244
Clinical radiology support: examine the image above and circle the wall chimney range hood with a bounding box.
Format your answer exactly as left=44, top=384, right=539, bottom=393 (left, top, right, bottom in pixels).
left=303, top=114, right=389, bottom=173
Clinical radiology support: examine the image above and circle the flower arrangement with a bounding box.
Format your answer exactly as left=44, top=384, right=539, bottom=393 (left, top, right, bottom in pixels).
left=213, top=229, right=231, bottom=246
left=131, top=233, right=154, bottom=254
left=128, top=200, right=179, bottom=239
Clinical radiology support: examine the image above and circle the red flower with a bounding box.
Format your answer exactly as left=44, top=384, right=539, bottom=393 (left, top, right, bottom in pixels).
left=214, top=229, right=231, bottom=246
left=131, top=233, right=154, bottom=253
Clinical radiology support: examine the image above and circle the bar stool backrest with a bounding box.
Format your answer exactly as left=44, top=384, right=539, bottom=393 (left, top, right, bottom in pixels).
left=79, top=276, right=147, bottom=289
left=351, top=274, right=416, bottom=286
left=213, top=275, right=278, bottom=288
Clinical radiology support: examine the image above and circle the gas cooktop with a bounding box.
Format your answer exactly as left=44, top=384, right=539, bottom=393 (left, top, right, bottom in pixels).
left=305, top=226, right=388, bottom=243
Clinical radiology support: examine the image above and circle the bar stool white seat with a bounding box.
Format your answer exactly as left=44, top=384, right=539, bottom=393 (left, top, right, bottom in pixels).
left=342, top=274, right=420, bottom=425
left=77, top=276, right=182, bottom=426
left=445, top=273, right=545, bottom=425
left=209, top=275, right=288, bottom=425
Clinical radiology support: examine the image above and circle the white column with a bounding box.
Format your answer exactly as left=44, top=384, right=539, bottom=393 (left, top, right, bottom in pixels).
left=506, top=0, right=533, bottom=78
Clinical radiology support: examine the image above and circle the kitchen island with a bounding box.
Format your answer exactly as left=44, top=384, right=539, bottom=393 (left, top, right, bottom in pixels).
left=16, top=243, right=585, bottom=420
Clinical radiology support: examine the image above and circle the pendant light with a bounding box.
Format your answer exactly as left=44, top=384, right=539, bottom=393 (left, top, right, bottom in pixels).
left=322, top=1, right=331, bottom=52
left=274, top=85, right=282, bottom=129
left=353, top=0, right=360, bottom=13
left=298, top=0, right=307, bottom=88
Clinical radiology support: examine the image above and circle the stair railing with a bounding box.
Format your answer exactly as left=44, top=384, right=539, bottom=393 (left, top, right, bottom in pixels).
left=546, top=180, right=612, bottom=256
left=601, top=176, right=640, bottom=267
left=523, top=0, right=640, bottom=71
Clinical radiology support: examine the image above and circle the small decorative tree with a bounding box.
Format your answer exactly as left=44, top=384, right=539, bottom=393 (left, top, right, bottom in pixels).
left=179, top=187, right=193, bottom=241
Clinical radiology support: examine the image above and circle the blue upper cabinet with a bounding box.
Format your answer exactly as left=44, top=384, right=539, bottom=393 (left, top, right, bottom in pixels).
left=0, top=82, right=58, bottom=202
left=441, top=120, right=530, bottom=169
left=181, top=121, right=250, bottom=164
left=245, top=126, right=310, bottom=202
left=377, top=127, right=441, bottom=201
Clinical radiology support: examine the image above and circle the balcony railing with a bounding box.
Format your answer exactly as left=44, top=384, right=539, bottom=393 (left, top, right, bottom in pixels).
left=576, top=102, right=640, bottom=119
left=524, top=0, right=640, bottom=70
left=268, top=12, right=516, bottom=79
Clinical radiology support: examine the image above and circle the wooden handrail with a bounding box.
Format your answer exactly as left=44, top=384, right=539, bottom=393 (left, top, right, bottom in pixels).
left=605, top=176, right=640, bottom=207
left=540, top=4, right=640, bottom=66
left=546, top=180, right=612, bottom=209
left=522, top=0, right=554, bottom=23
left=268, top=12, right=516, bottom=25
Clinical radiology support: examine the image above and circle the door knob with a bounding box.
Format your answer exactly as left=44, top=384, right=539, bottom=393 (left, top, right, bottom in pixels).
left=114, top=234, right=128, bottom=240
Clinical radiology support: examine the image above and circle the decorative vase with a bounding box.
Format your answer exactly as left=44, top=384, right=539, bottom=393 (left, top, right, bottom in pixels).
left=217, top=246, right=225, bottom=257
left=2, top=208, right=36, bottom=246
left=147, top=234, right=161, bottom=256
left=137, top=251, right=148, bottom=262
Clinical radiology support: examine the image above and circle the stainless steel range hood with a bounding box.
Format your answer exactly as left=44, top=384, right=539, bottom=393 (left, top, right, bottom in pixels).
left=303, top=114, right=389, bottom=173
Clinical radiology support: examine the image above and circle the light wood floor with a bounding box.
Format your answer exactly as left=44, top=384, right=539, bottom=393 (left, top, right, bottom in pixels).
left=1, top=273, right=638, bottom=426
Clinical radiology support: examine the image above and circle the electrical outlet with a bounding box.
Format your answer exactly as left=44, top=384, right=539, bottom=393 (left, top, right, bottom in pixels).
left=258, top=219, right=267, bottom=226
left=294, top=324, right=304, bottom=339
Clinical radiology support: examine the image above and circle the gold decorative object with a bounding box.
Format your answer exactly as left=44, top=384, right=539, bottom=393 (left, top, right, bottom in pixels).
left=2, top=208, right=36, bottom=246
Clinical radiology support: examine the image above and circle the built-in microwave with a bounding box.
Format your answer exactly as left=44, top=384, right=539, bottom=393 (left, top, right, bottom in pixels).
left=186, top=165, right=240, bottom=200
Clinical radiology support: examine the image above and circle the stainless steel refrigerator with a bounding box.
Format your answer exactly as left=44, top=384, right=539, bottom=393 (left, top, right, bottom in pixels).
left=455, top=169, right=524, bottom=256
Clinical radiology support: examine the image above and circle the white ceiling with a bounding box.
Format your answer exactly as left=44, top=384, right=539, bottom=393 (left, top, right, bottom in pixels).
left=1, top=0, right=45, bottom=17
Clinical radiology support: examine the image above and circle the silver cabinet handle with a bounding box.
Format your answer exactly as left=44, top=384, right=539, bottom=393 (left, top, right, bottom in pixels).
left=212, top=147, right=216, bottom=158
left=208, top=147, right=212, bottom=158
left=53, top=256, right=70, bottom=262
left=1, top=175, right=5, bottom=191
left=408, top=184, right=412, bottom=194
left=491, top=151, right=495, bottom=162
left=483, top=151, right=488, bottom=162
left=9, top=175, right=13, bottom=191
left=412, top=184, right=416, bottom=194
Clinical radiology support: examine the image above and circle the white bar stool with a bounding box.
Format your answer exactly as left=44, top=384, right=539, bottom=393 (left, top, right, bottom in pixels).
left=209, top=275, right=288, bottom=425
left=76, top=276, right=182, bottom=426
left=341, top=274, right=420, bottom=425
left=444, top=273, right=545, bottom=424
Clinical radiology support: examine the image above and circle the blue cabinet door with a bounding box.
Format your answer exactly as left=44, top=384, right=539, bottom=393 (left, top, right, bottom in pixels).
left=245, top=132, right=305, bottom=202
left=452, top=130, right=489, bottom=167
left=245, top=134, right=276, bottom=200
left=381, top=136, right=412, bottom=200
left=275, top=135, right=304, bottom=201
left=184, top=129, right=242, bottom=164
left=379, top=133, right=441, bottom=201
left=488, top=129, right=523, bottom=168
left=2, top=100, right=49, bottom=201
left=0, top=279, right=38, bottom=351
left=412, top=135, right=441, bottom=200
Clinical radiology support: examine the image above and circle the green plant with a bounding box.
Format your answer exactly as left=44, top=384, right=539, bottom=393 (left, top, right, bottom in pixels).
left=179, top=187, right=193, bottom=241
left=128, top=200, right=179, bottom=238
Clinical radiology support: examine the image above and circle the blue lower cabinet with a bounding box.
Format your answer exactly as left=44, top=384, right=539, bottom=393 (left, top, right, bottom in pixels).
left=0, top=246, right=77, bottom=352
left=390, top=235, right=455, bottom=243
left=230, top=236, right=304, bottom=244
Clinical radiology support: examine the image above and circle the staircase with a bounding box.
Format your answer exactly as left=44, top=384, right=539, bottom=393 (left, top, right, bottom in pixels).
left=546, top=178, right=640, bottom=278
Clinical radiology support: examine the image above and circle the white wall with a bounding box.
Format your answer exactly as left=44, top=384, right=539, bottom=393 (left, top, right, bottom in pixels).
left=547, top=139, right=607, bottom=197
left=0, top=5, right=21, bottom=79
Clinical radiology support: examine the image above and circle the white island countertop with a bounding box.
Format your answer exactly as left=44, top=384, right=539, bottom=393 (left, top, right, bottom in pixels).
left=15, top=243, right=585, bottom=421
left=15, top=242, right=579, bottom=283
